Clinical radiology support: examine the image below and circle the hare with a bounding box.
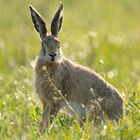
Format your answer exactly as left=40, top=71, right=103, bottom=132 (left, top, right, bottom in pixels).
left=29, top=3, right=124, bottom=132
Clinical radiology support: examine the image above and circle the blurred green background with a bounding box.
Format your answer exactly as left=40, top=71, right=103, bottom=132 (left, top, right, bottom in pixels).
left=0, top=0, right=140, bottom=139
left=1, top=0, right=140, bottom=88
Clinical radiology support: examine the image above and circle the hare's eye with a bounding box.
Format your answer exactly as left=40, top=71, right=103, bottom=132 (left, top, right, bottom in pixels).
left=57, top=44, right=60, bottom=49
left=41, top=42, right=46, bottom=54
left=41, top=46, right=46, bottom=55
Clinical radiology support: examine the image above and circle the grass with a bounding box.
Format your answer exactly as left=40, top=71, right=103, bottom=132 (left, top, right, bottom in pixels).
left=0, top=0, right=140, bottom=139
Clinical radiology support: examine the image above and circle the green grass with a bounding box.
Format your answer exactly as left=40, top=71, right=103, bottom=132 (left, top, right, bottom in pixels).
left=0, top=0, right=140, bottom=139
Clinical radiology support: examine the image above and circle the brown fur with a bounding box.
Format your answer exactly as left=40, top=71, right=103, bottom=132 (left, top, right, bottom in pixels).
left=35, top=57, right=124, bottom=131
left=29, top=3, right=124, bottom=132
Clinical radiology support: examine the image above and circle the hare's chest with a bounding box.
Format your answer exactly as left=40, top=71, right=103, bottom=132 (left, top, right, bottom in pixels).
left=35, top=71, right=62, bottom=102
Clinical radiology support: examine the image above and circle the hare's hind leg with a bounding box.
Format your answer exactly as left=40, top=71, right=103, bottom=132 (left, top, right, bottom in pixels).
left=101, top=95, right=124, bottom=121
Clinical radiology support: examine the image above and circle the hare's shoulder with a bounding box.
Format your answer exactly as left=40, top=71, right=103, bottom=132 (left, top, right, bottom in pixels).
left=62, top=57, right=103, bottom=81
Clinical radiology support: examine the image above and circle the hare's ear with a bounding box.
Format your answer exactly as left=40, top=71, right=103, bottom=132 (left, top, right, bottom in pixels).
left=51, top=3, right=63, bottom=37
left=29, top=5, right=47, bottom=40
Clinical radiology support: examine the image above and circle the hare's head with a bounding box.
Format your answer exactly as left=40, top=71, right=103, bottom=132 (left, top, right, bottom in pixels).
left=29, top=3, right=63, bottom=63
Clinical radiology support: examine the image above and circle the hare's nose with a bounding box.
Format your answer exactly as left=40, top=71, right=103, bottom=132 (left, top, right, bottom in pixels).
left=49, top=53, right=57, bottom=57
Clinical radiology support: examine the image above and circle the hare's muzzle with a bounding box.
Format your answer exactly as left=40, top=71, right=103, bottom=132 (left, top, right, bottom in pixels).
left=48, top=53, right=57, bottom=61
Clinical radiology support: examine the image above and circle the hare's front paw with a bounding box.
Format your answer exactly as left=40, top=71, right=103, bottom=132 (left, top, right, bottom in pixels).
left=39, top=120, right=47, bottom=133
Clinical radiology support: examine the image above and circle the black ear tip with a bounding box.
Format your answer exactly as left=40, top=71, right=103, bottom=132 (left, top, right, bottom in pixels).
left=29, top=4, right=33, bottom=10
left=59, top=2, right=63, bottom=10
left=29, top=4, right=35, bottom=13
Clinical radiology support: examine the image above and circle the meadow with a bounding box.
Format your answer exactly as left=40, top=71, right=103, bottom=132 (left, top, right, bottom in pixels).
left=0, top=0, right=140, bottom=139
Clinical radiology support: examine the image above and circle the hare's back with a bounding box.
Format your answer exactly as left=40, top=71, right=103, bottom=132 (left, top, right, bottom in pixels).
left=62, top=58, right=120, bottom=102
